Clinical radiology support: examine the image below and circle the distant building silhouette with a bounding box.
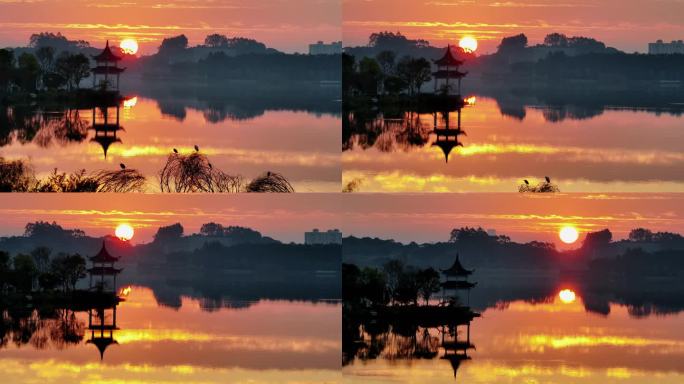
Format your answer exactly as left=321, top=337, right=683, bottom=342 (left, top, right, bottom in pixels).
left=648, top=39, right=684, bottom=54
left=309, top=41, right=342, bottom=55
left=305, top=228, right=342, bottom=245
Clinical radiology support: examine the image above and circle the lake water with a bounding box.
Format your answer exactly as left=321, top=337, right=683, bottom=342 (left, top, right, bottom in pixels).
left=0, top=286, right=341, bottom=383
left=343, top=286, right=684, bottom=383
left=1, top=87, right=341, bottom=192
left=343, top=96, right=684, bottom=192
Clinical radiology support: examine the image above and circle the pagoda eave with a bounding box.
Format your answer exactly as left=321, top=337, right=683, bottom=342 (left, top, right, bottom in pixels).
left=433, top=70, right=467, bottom=79
left=92, top=66, right=126, bottom=75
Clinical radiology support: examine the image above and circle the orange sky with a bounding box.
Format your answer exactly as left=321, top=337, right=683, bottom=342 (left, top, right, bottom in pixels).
left=343, top=0, right=684, bottom=53
left=0, top=194, right=342, bottom=244
left=0, top=0, right=341, bottom=54
left=0, top=194, right=682, bottom=247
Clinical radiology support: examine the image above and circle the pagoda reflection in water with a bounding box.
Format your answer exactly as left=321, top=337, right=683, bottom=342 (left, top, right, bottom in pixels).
left=86, top=241, right=124, bottom=360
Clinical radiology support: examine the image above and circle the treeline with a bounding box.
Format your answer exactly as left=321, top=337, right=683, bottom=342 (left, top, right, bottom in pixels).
left=0, top=247, right=86, bottom=294
left=0, top=47, right=91, bottom=95
left=343, top=226, right=684, bottom=272
left=161, top=242, right=340, bottom=272
left=155, top=52, right=341, bottom=82
left=343, top=51, right=433, bottom=97
left=343, top=261, right=441, bottom=307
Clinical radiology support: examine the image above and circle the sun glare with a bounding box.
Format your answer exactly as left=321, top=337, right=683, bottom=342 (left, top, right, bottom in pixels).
left=559, top=226, right=579, bottom=244
left=558, top=289, right=577, bottom=304
left=115, top=223, right=134, bottom=241
left=120, top=38, right=139, bottom=55
left=459, top=36, right=478, bottom=53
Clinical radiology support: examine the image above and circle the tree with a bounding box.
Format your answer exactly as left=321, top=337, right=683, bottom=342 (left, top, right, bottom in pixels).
left=0, top=49, right=15, bottom=92
left=544, top=33, right=568, bottom=47
left=55, top=52, right=90, bottom=90
left=376, top=50, right=396, bottom=75
left=16, top=52, right=40, bottom=91
left=158, top=34, right=189, bottom=55
left=396, top=56, right=432, bottom=95
left=13, top=253, right=38, bottom=292
left=582, top=229, right=612, bottom=250
left=35, top=46, right=55, bottom=72
left=200, top=222, right=224, bottom=237
left=383, top=259, right=404, bottom=303
left=498, top=33, right=528, bottom=55
left=153, top=223, right=184, bottom=242
left=0, top=251, right=10, bottom=293
left=358, top=57, right=383, bottom=95
left=394, top=269, right=420, bottom=305
left=226, top=37, right=267, bottom=53
left=50, top=253, right=86, bottom=292
left=204, top=33, right=229, bottom=48
left=416, top=268, right=441, bottom=305
left=629, top=228, right=654, bottom=242
left=30, top=246, right=52, bottom=274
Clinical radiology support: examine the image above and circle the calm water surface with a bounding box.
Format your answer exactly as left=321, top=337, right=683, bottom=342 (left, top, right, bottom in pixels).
left=1, top=286, right=341, bottom=383
left=343, top=288, right=684, bottom=383
left=1, top=96, right=340, bottom=192
left=343, top=97, right=684, bottom=192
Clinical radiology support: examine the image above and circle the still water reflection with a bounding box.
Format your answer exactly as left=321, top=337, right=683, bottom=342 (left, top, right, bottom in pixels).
left=1, top=95, right=340, bottom=192
left=343, top=97, right=684, bottom=192
left=343, top=288, right=684, bottom=383
left=1, top=286, right=341, bottom=383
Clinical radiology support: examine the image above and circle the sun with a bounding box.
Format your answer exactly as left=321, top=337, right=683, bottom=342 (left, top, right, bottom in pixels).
left=459, top=36, right=478, bottom=53
left=119, top=39, right=139, bottom=55
left=115, top=223, right=134, bottom=241
left=559, top=226, right=579, bottom=244
left=558, top=289, right=576, bottom=304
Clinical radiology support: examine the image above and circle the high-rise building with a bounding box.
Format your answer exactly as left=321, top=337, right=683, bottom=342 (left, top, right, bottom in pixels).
left=648, top=39, right=684, bottom=54
left=309, top=41, right=342, bottom=55
left=305, top=229, right=343, bottom=245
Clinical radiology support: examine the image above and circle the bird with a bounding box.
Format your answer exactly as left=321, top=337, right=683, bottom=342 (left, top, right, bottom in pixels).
left=173, top=148, right=178, bottom=154
left=119, top=163, right=126, bottom=170
left=545, top=176, right=551, bottom=183
left=524, top=179, right=529, bottom=185
left=208, top=163, right=213, bottom=169
left=194, top=145, right=199, bottom=152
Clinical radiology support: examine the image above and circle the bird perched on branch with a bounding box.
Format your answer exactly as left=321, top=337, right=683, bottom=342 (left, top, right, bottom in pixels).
left=173, top=148, right=178, bottom=154
left=119, top=163, right=126, bottom=170
left=545, top=176, right=551, bottom=183
left=524, top=180, right=529, bottom=185
left=194, top=145, right=199, bottom=152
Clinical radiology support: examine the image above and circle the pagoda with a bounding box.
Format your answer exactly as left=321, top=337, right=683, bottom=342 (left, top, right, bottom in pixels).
left=440, top=253, right=476, bottom=305
left=433, top=45, right=468, bottom=95
left=431, top=109, right=466, bottom=163
left=91, top=40, right=126, bottom=92
left=88, top=241, right=122, bottom=293
left=90, top=104, right=123, bottom=158
left=87, top=305, right=119, bottom=360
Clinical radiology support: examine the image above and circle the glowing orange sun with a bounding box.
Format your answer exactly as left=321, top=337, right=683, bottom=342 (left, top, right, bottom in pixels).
left=115, top=223, right=134, bottom=241
left=119, top=39, right=139, bottom=55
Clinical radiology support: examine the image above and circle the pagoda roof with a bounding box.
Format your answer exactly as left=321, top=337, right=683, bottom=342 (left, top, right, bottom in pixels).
left=433, top=69, right=468, bottom=79
left=87, top=337, right=118, bottom=360
left=92, top=40, right=122, bottom=62
left=441, top=280, right=477, bottom=290
left=434, top=45, right=464, bottom=67
left=432, top=139, right=463, bottom=163
left=91, top=135, right=122, bottom=159
left=441, top=253, right=473, bottom=276
left=89, top=241, right=120, bottom=263
left=92, top=66, right=126, bottom=75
